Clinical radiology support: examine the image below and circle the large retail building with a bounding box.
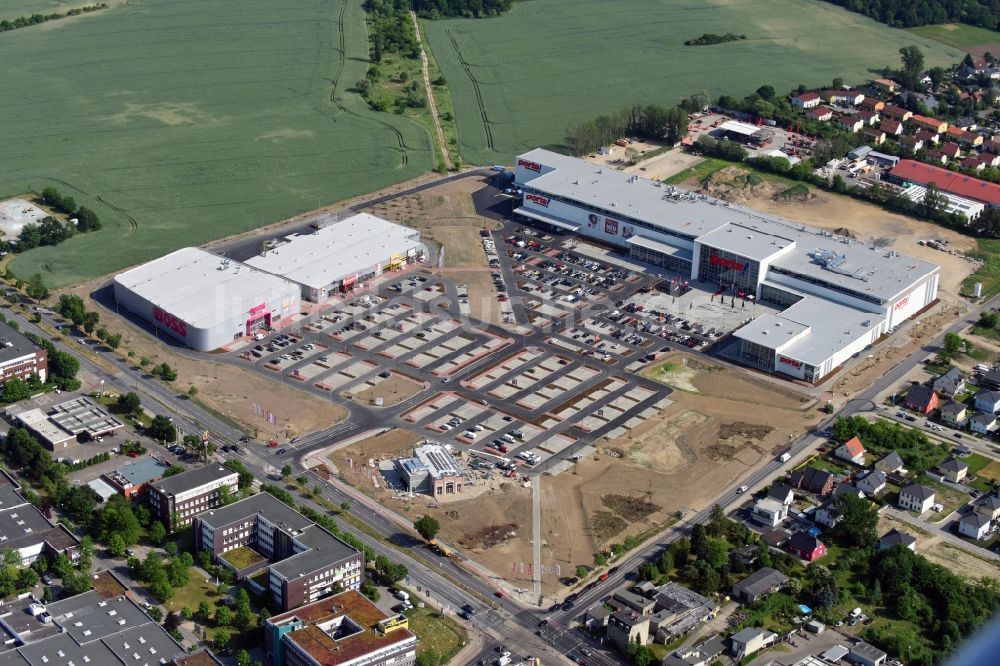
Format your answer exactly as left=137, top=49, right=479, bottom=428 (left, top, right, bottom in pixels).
left=244, top=213, right=426, bottom=301
left=113, top=247, right=301, bottom=351
left=514, top=149, right=940, bottom=382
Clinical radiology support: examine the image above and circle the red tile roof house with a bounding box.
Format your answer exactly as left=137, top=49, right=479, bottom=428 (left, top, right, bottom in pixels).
left=926, top=150, right=949, bottom=165
left=899, top=135, right=923, bottom=152
left=791, top=92, right=821, bottom=109
left=911, top=114, right=949, bottom=133
left=860, top=98, right=885, bottom=113
left=882, top=104, right=912, bottom=121
left=808, top=106, right=833, bottom=121
left=785, top=532, right=827, bottom=562
left=980, top=153, right=1000, bottom=168
left=880, top=119, right=902, bottom=135
left=962, top=156, right=985, bottom=170
left=939, top=141, right=962, bottom=159
left=983, top=140, right=1000, bottom=155
left=838, top=116, right=864, bottom=133
left=887, top=159, right=1000, bottom=207
left=915, top=129, right=939, bottom=145
left=858, top=110, right=880, bottom=126
left=863, top=128, right=886, bottom=145
left=903, top=384, right=939, bottom=414
left=947, top=126, right=983, bottom=146
left=834, top=436, right=866, bottom=465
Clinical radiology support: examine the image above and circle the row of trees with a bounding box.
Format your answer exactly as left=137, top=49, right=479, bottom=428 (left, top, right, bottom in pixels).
left=40, top=187, right=101, bottom=231
left=16, top=187, right=103, bottom=252
left=412, top=0, right=512, bottom=18
left=565, top=104, right=691, bottom=157
left=820, top=0, right=1000, bottom=30
left=0, top=4, right=106, bottom=33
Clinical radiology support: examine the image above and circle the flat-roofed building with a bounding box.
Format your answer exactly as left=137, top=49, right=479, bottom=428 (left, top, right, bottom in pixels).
left=101, top=456, right=170, bottom=499
left=147, top=464, right=239, bottom=531
left=244, top=214, right=426, bottom=301
left=194, top=493, right=363, bottom=611
left=265, top=590, right=416, bottom=666
left=396, top=444, right=465, bottom=497
left=0, top=321, right=46, bottom=387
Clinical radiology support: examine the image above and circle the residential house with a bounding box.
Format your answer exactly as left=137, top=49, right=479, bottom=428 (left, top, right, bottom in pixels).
left=980, top=368, right=1000, bottom=389
left=850, top=641, right=888, bottom=666
left=761, top=527, right=791, bottom=548
left=961, top=156, right=984, bottom=171
left=791, top=92, right=821, bottom=109
left=662, top=636, right=727, bottom=666
left=838, top=116, right=864, bottom=133
left=822, top=89, right=864, bottom=106
left=903, top=385, right=938, bottom=414
left=835, top=436, right=866, bottom=465
left=970, top=411, right=998, bottom=434
left=833, top=483, right=865, bottom=499
left=979, top=152, right=1000, bottom=168
left=649, top=583, right=718, bottom=643
left=947, top=126, right=983, bottom=147
left=861, top=98, right=885, bottom=112
left=882, top=104, right=911, bottom=121
left=932, top=367, right=966, bottom=397
left=915, top=128, right=940, bottom=145
left=926, top=149, right=950, bottom=165
left=872, top=78, right=898, bottom=93
left=808, top=106, right=833, bottom=122
left=730, top=545, right=759, bottom=568
left=729, top=627, right=777, bottom=660
left=732, top=567, right=788, bottom=603
left=878, top=528, right=917, bottom=551
left=751, top=497, right=788, bottom=527
left=937, top=457, right=969, bottom=483
left=956, top=116, right=978, bottom=130
left=856, top=470, right=887, bottom=496
left=874, top=450, right=905, bottom=475
left=899, top=135, right=924, bottom=152
left=785, top=532, right=827, bottom=561
left=984, top=139, right=1000, bottom=155
left=858, top=110, right=880, bottom=126
left=898, top=483, right=935, bottom=513
left=789, top=467, right=835, bottom=496
left=880, top=119, right=902, bottom=136
left=940, top=141, right=963, bottom=159
left=767, top=483, right=795, bottom=506
left=959, top=512, right=992, bottom=540
left=911, top=115, right=949, bottom=133
left=939, top=401, right=968, bottom=428
left=814, top=500, right=840, bottom=528
left=973, top=493, right=1000, bottom=520
left=863, top=128, right=886, bottom=145
left=974, top=389, right=1000, bottom=414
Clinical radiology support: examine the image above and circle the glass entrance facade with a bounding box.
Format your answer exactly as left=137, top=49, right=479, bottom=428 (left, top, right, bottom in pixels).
left=698, top=246, right=760, bottom=291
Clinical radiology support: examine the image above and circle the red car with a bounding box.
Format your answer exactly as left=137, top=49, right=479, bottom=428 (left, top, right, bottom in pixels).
left=267, top=440, right=279, bottom=448
left=599, top=572, right=610, bottom=581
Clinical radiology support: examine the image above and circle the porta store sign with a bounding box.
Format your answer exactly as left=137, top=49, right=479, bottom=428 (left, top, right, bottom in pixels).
left=517, top=158, right=542, bottom=172
left=524, top=193, right=550, bottom=207
left=153, top=307, right=187, bottom=337
left=778, top=356, right=802, bottom=369
left=709, top=254, right=746, bottom=272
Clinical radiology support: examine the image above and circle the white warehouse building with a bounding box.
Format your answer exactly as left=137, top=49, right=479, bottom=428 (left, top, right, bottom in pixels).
left=514, top=149, right=940, bottom=383
left=113, top=247, right=302, bottom=351
left=244, top=213, right=426, bottom=301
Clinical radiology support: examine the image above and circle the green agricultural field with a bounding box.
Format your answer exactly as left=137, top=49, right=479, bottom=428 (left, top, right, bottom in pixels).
left=0, top=0, right=434, bottom=287
left=423, top=0, right=962, bottom=164
left=908, top=23, right=1000, bottom=50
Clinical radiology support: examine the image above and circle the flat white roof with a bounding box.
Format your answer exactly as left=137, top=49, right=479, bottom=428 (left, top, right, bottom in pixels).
left=718, top=120, right=762, bottom=137
left=517, top=149, right=939, bottom=303
left=244, top=213, right=422, bottom=290
left=697, top=222, right=796, bottom=261
left=514, top=206, right=580, bottom=231
left=114, top=247, right=299, bottom=330
left=735, top=297, right=881, bottom=365
left=16, top=408, right=75, bottom=445
left=414, top=444, right=463, bottom=480
left=627, top=234, right=693, bottom=260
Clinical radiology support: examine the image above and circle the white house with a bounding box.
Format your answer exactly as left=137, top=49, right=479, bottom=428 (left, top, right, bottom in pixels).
left=791, top=92, right=821, bottom=109
left=834, top=437, right=866, bottom=465
left=958, top=512, right=991, bottom=540
left=937, top=457, right=969, bottom=483
left=974, top=390, right=1000, bottom=414
left=752, top=498, right=788, bottom=527
left=730, top=627, right=777, bottom=660
left=814, top=500, right=840, bottom=528
left=898, top=483, right=935, bottom=514
left=856, top=470, right=887, bottom=496
left=970, top=412, right=998, bottom=434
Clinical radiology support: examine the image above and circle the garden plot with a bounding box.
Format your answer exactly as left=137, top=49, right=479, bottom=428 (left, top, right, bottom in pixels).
left=466, top=349, right=543, bottom=391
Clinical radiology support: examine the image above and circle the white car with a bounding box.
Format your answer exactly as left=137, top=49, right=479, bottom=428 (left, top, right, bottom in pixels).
left=440, top=424, right=452, bottom=431
left=736, top=485, right=749, bottom=494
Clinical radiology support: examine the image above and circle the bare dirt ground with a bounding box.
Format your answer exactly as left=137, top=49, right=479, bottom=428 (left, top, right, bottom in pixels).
left=62, top=280, right=346, bottom=439
left=539, top=352, right=817, bottom=592
left=333, top=428, right=534, bottom=577
left=368, top=177, right=503, bottom=323
left=878, top=514, right=999, bottom=579
left=345, top=373, right=426, bottom=407
left=582, top=141, right=704, bottom=182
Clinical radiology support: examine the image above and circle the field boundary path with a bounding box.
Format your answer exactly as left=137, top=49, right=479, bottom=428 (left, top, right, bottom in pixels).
left=410, top=11, right=452, bottom=170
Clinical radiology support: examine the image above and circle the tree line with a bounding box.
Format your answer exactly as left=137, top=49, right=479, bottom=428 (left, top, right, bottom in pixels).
left=683, top=32, right=745, bottom=46
left=413, top=0, right=513, bottom=18
left=16, top=187, right=101, bottom=253
left=820, top=0, right=1000, bottom=30
left=0, top=4, right=106, bottom=33
left=565, top=103, right=694, bottom=157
